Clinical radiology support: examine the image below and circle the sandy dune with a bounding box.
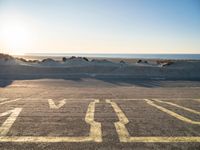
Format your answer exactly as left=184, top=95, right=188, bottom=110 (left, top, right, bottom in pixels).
left=0, top=53, right=200, bottom=80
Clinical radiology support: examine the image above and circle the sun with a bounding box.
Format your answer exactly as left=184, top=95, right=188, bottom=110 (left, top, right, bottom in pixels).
left=0, top=18, right=32, bottom=55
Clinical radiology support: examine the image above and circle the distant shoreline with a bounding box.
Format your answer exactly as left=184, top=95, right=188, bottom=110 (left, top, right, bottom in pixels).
left=1, top=53, right=200, bottom=80
left=20, top=53, right=200, bottom=60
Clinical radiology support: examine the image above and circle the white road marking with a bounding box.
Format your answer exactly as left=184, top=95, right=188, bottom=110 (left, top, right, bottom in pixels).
left=48, top=99, right=66, bottom=109
left=0, top=108, right=22, bottom=136
left=0, top=98, right=8, bottom=102
left=106, top=99, right=130, bottom=142
left=194, top=99, right=200, bottom=103
left=0, top=98, right=21, bottom=105
left=145, top=99, right=200, bottom=125
left=108, top=99, right=145, bottom=101
left=0, top=98, right=199, bottom=143
left=0, top=99, right=102, bottom=142
left=85, top=99, right=102, bottom=142
left=107, top=99, right=200, bottom=142
left=153, top=99, right=200, bottom=115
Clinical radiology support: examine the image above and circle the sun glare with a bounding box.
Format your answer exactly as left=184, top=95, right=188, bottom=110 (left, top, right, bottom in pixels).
left=0, top=18, right=32, bottom=55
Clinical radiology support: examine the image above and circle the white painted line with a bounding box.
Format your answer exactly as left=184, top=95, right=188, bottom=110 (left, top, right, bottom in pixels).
left=0, top=100, right=102, bottom=143
left=0, top=108, right=22, bottom=136
left=108, top=98, right=194, bottom=101
left=153, top=99, right=200, bottom=115
left=106, top=99, right=130, bottom=142
left=107, top=99, right=200, bottom=142
left=0, top=136, right=200, bottom=143
left=0, top=98, right=21, bottom=105
left=145, top=99, right=200, bottom=125
left=47, top=98, right=96, bottom=101
left=48, top=99, right=66, bottom=109
left=0, top=98, right=8, bottom=102
left=0, top=136, right=91, bottom=142
left=85, top=99, right=102, bottom=142
left=113, top=136, right=200, bottom=143
left=194, top=99, right=200, bottom=103
left=108, top=99, right=145, bottom=101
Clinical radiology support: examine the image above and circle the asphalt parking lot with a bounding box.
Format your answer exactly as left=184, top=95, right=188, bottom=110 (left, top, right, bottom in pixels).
left=0, top=79, right=200, bottom=149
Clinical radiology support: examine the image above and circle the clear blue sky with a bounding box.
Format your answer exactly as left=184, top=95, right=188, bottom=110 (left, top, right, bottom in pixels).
left=0, top=0, right=200, bottom=54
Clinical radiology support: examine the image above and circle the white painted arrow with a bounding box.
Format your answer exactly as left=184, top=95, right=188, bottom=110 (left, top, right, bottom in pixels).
left=48, top=99, right=66, bottom=109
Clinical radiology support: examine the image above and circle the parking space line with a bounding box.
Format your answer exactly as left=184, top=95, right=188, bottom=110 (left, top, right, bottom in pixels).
left=85, top=99, right=102, bottom=142
left=194, top=99, right=200, bottom=103
left=106, top=99, right=130, bottom=142
left=111, top=136, right=200, bottom=143
left=0, top=108, right=22, bottom=136
left=0, top=98, right=21, bottom=105
left=153, top=99, right=200, bottom=115
left=48, top=99, right=66, bottom=109
left=0, top=136, right=91, bottom=142
left=107, top=99, right=200, bottom=142
left=108, top=99, right=145, bottom=101
left=0, top=99, right=102, bottom=143
left=0, top=98, right=8, bottom=102
left=145, top=99, right=200, bottom=125
left=1, top=136, right=200, bottom=143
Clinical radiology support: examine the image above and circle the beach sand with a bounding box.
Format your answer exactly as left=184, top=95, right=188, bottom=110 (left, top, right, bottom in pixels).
left=0, top=53, right=200, bottom=81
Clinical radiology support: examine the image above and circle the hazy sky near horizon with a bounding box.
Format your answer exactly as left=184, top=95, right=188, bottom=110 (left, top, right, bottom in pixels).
left=0, top=0, right=200, bottom=54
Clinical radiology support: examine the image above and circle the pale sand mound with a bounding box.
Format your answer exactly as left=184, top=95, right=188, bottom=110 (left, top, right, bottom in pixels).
left=0, top=53, right=18, bottom=65
left=0, top=53, right=200, bottom=80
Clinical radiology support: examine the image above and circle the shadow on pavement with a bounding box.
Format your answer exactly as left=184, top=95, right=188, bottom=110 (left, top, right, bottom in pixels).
left=0, top=80, right=13, bottom=87
left=1, top=65, right=200, bottom=88
left=1, top=75, right=200, bottom=88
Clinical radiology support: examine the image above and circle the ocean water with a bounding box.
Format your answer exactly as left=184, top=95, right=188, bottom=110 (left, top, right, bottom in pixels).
left=25, top=53, right=200, bottom=60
